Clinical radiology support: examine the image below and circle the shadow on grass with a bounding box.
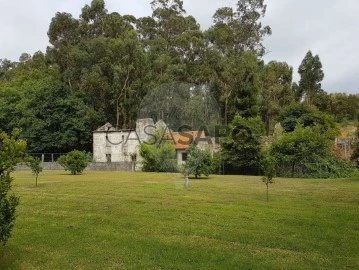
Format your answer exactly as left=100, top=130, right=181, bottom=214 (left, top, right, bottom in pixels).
left=188, top=176, right=211, bottom=180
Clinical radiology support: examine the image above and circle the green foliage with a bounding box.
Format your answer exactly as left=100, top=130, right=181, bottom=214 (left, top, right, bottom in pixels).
left=261, top=152, right=276, bottom=182
left=326, top=93, right=359, bottom=122
left=260, top=61, right=293, bottom=135
left=271, top=126, right=353, bottom=178
left=140, top=143, right=177, bottom=173
left=221, top=115, right=264, bottom=174
left=57, top=150, right=91, bottom=175
left=211, top=151, right=224, bottom=175
left=0, top=129, right=27, bottom=245
left=298, top=50, right=324, bottom=105
left=261, top=151, right=276, bottom=201
left=206, top=0, right=271, bottom=56
left=140, top=128, right=177, bottom=172
left=28, top=157, right=42, bottom=186
left=184, top=144, right=213, bottom=178
left=0, top=0, right=275, bottom=154
left=351, top=142, right=359, bottom=168
left=279, top=103, right=338, bottom=139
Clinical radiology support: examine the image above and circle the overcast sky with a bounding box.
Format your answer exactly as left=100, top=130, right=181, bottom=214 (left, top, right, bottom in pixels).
left=0, top=0, right=358, bottom=94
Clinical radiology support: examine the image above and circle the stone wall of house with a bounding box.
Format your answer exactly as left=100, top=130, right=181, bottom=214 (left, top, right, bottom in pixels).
left=93, top=131, right=140, bottom=163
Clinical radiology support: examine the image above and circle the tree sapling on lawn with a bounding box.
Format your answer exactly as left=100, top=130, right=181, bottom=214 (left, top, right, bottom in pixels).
left=29, top=157, right=42, bottom=186
left=261, top=152, right=276, bottom=201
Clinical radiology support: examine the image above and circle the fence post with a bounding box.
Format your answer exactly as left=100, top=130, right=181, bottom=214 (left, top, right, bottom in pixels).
left=41, top=154, right=45, bottom=163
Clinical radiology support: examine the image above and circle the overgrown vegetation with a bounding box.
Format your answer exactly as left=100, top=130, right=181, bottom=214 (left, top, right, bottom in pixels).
left=271, top=125, right=353, bottom=178
left=140, top=128, right=177, bottom=172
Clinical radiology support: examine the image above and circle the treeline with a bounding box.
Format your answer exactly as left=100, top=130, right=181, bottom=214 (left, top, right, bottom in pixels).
left=0, top=0, right=358, bottom=154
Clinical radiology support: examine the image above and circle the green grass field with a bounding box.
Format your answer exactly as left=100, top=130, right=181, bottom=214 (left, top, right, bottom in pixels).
left=1, top=171, right=358, bottom=269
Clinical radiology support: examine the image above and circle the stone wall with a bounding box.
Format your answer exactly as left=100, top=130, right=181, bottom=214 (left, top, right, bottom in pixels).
left=16, top=162, right=133, bottom=172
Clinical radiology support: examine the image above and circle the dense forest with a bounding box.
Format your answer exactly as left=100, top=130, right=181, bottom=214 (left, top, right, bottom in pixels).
left=0, top=0, right=358, bottom=155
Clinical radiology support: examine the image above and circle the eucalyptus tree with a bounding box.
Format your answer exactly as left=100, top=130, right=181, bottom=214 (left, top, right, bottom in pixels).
left=206, top=0, right=272, bottom=56
left=298, top=50, right=324, bottom=105
left=260, top=61, right=294, bottom=135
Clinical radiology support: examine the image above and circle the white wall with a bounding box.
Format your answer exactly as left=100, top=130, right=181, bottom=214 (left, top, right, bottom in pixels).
left=93, top=131, right=140, bottom=163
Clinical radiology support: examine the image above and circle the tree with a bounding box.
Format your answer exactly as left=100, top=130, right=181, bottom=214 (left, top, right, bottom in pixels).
left=29, top=157, right=42, bottom=187
left=260, top=61, right=294, bottom=135
left=325, top=93, right=359, bottom=122
left=58, top=150, right=91, bottom=175
left=271, top=125, right=352, bottom=178
left=261, top=151, right=276, bottom=201
left=221, top=115, right=264, bottom=174
left=206, top=0, right=272, bottom=56
left=185, top=144, right=213, bottom=178
left=298, top=50, right=324, bottom=105
left=0, top=129, right=27, bottom=245
left=278, top=103, right=338, bottom=140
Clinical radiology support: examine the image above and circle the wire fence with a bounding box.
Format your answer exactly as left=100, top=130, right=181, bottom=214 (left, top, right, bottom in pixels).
left=27, top=153, right=64, bottom=163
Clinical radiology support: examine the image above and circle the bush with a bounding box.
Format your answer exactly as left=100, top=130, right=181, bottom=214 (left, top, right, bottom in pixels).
left=58, top=150, right=91, bottom=175
left=0, top=129, right=26, bottom=245
left=140, top=143, right=177, bottom=172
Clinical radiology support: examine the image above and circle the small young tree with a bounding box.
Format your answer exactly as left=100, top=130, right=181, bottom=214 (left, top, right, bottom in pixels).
left=261, top=152, right=276, bottom=202
left=58, top=150, right=91, bottom=175
left=185, top=144, right=213, bottom=179
left=29, top=157, right=42, bottom=186
left=0, top=129, right=27, bottom=245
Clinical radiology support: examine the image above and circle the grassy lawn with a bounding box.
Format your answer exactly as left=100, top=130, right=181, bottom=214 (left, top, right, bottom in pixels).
left=0, top=171, right=358, bottom=269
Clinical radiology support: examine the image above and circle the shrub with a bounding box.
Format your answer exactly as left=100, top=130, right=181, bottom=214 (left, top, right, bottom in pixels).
left=58, top=150, right=91, bottom=175
left=0, top=129, right=26, bottom=245
left=140, top=143, right=177, bottom=172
